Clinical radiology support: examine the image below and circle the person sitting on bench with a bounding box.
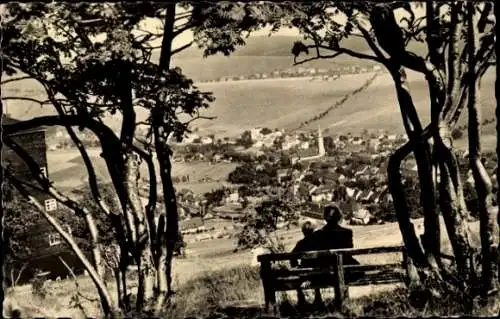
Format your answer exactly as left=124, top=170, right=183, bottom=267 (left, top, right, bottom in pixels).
left=315, top=205, right=356, bottom=250
left=291, top=221, right=322, bottom=307
left=314, top=204, right=362, bottom=280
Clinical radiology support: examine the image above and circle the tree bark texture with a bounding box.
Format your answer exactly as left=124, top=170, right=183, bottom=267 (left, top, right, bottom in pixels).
left=117, top=61, right=157, bottom=311
left=466, top=2, right=499, bottom=293
left=371, top=5, right=445, bottom=284
left=388, top=66, right=441, bottom=275
left=154, top=4, right=181, bottom=311
left=494, top=0, right=500, bottom=285
left=153, top=122, right=179, bottom=296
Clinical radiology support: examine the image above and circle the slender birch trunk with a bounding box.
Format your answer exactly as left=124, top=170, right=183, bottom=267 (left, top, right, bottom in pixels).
left=466, top=2, right=499, bottom=294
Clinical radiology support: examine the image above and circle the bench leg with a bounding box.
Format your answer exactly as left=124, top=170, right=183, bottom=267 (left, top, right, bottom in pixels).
left=264, top=288, right=277, bottom=314
left=297, top=289, right=306, bottom=306
left=313, top=288, right=325, bottom=310
left=333, top=254, right=346, bottom=310
left=343, top=286, right=349, bottom=299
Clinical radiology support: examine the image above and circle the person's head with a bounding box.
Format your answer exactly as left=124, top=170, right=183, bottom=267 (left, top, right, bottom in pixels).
left=323, top=204, right=343, bottom=225
left=301, top=221, right=315, bottom=237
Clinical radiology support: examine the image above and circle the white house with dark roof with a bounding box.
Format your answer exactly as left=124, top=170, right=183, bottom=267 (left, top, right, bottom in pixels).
left=310, top=186, right=334, bottom=204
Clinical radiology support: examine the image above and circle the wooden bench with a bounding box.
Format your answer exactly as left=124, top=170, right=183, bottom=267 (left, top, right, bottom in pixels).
left=257, top=245, right=410, bottom=313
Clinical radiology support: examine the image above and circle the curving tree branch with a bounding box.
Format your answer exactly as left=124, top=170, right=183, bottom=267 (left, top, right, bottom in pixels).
left=3, top=165, right=118, bottom=316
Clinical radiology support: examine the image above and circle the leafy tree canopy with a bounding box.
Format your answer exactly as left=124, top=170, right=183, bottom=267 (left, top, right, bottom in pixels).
left=2, top=2, right=215, bottom=142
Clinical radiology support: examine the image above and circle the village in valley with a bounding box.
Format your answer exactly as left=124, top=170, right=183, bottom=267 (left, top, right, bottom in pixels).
left=164, top=124, right=497, bottom=245
left=41, top=116, right=499, bottom=248
left=141, top=128, right=444, bottom=241
left=174, top=127, right=408, bottom=226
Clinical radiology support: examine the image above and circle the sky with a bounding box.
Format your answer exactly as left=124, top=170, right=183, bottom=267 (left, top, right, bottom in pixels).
left=141, top=16, right=301, bottom=50
left=162, top=3, right=427, bottom=50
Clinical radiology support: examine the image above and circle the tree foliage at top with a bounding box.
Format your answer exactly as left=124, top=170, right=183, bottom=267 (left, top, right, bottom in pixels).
left=3, top=2, right=214, bottom=142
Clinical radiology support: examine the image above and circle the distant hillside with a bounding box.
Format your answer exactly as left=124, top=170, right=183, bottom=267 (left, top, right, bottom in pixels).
left=168, top=35, right=356, bottom=81
left=173, top=35, right=307, bottom=58
left=2, top=36, right=380, bottom=122
left=168, top=35, right=427, bottom=82
left=4, top=69, right=496, bottom=143
left=172, top=35, right=426, bottom=59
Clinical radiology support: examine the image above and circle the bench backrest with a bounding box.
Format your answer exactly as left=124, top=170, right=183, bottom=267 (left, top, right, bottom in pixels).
left=257, top=245, right=405, bottom=264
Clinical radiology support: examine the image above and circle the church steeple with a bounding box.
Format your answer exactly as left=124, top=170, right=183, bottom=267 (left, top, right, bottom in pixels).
left=318, top=126, right=325, bottom=156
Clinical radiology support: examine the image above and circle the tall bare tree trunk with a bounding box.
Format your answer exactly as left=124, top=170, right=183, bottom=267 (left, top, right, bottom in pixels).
left=387, top=66, right=441, bottom=277
left=112, top=59, right=157, bottom=312
left=59, top=124, right=106, bottom=279
left=0, top=72, right=5, bottom=319
left=370, top=6, right=442, bottom=281
left=466, top=2, right=499, bottom=295
left=45, top=85, right=111, bottom=280
left=495, top=0, right=500, bottom=285
left=125, top=153, right=155, bottom=311
left=388, top=145, right=426, bottom=273
left=422, top=2, right=476, bottom=282
left=435, top=121, right=476, bottom=285
left=152, top=120, right=179, bottom=299
left=153, top=5, right=180, bottom=313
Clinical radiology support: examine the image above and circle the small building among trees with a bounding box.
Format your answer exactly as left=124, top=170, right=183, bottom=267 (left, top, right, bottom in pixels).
left=3, top=114, right=89, bottom=284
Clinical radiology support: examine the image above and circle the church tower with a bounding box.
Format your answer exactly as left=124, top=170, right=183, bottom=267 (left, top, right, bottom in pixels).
left=318, top=126, right=325, bottom=156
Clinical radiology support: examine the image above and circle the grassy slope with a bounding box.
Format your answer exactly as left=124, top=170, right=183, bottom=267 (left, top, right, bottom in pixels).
left=46, top=149, right=238, bottom=195
left=4, top=218, right=486, bottom=318
left=189, top=69, right=497, bottom=143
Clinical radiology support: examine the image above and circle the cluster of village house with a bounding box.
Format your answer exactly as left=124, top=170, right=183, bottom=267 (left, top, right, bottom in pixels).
left=45, top=119, right=497, bottom=238
left=173, top=126, right=421, bottom=235
left=147, top=121, right=499, bottom=240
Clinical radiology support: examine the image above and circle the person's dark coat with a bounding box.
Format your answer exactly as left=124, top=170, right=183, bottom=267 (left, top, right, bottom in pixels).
left=312, top=224, right=354, bottom=251
left=291, top=235, right=316, bottom=267
left=304, top=224, right=360, bottom=267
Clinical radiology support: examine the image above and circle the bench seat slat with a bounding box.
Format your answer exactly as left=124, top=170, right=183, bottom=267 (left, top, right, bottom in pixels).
left=270, top=268, right=405, bottom=284
left=270, top=263, right=404, bottom=276
left=271, top=272, right=405, bottom=291
left=348, top=276, right=405, bottom=286
left=272, top=270, right=405, bottom=282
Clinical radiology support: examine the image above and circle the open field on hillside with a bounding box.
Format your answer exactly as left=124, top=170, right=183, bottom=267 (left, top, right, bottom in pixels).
left=193, top=73, right=376, bottom=137
left=46, top=149, right=237, bottom=195
left=4, top=66, right=496, bottom=146
left=191, top=69, right=497, bottom=141
left=171, top=161, right=239, bottom=194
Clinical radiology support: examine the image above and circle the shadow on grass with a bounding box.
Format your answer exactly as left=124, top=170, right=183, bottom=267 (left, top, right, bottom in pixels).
left=190, top=286, right=500, bottom=319
left=142, top=263, right=500, bottom=318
